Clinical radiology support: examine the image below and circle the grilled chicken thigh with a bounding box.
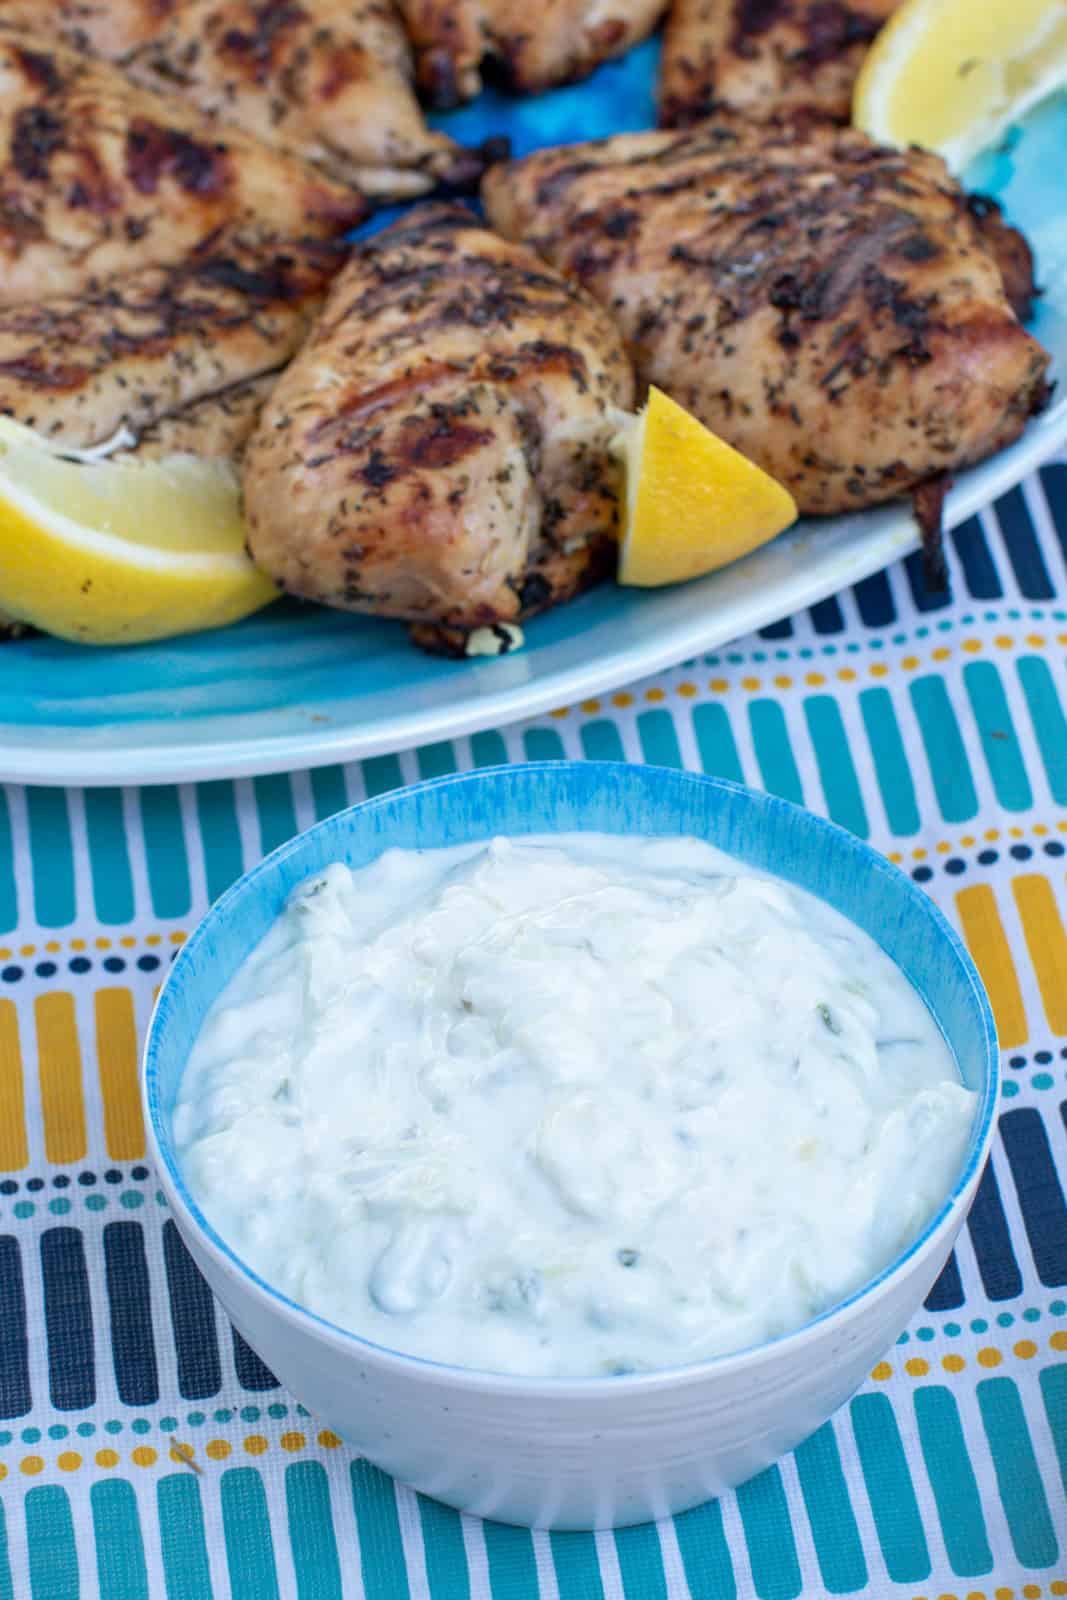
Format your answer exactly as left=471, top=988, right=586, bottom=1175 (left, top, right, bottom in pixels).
left=0, top=37, right=363, bottom=306
left=1, top=1, right=476, bottom=199
left=243, top=205, right=634, bottom=639
left=0, top=231, right=337, bottom=449
left=397, top=0, right=667, bottom=106
left=116, top=374, right=274, bottom=462
left=659, top=0, right=899, bottom=126
left=483, top=121, right=1050, bottom=531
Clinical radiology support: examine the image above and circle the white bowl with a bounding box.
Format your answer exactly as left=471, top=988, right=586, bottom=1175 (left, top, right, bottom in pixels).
left=143, top=762, right=998, bottom=1529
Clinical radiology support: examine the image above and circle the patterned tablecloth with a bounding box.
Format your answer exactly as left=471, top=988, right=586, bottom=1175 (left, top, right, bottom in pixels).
left=0, top=458, right=1065, bottom=1599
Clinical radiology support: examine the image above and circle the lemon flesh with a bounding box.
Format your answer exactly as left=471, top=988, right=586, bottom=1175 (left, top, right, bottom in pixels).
left=0, top=418, right=277, bottom=645
left=614, top=387, right=797, bottom=588
left=854, top=0, right=1067, bottom=174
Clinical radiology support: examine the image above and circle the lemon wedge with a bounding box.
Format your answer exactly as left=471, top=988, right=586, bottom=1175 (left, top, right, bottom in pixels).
left=613, top=387, right=797, bottom=588
left=854, top=0, right=1067, bottom=174
left=0, top=417, right=277, bottom=645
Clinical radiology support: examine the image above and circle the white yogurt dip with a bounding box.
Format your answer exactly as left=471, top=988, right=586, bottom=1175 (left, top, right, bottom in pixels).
left=174, top=833, right=975, bottom=1378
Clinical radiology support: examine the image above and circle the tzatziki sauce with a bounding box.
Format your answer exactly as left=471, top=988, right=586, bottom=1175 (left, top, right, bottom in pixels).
left=174, top=834, right=975, bottom=1378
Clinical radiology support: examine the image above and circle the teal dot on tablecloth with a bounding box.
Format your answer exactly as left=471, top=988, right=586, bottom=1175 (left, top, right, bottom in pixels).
left=1003, top=1081, right=1019, bottom=1098
left=1033, top=1073, right=1053, bottom=1090
left=916, top=1328, right=934, bottom=1342
left=13, top=1201, right=33, bottom=1219
left=1023, top=1308, right=1041, bottom=1322
left=799, top=647, right=813, bottom=658
left=76, top=1424, right=94, bottom=1437
left=104, top=1421, right=121, bottom=1435
left=48, top=1426, right=67, bottom=1440
left=916, top=625, right=929, bottom=637
left=1007, top=608, right=1021, bottom=619
left=159, top=1418, right=177, bottom=1432
left=214, top=1409, right=232, bottom=1424
left=155, top=1190, right=167, bottom=1206
left=972, top=1318, right=989, bottom=1334
left=897, top=1332, right=909, bottom=1343
left=869, top=637, right=883, bottom=648
left=240, top=1407, right=260, bottom=1423
left=21, top=1428, right=40, bottom=1443
left=49, top=1198, right=70, bottom=1215
left=132, top=1419, right=150, bottom=1434
left=120, top=1191, right=144, bottom=1209
left=296, top=1404, right=310, bottom=1417
left=1051, top=1301, right=1066, bottom=1316
left=945, top=1323, right=961, bottom=1337
left=997, top=1313, right=1015, bottom=1327
left=0, top=1433, right=10, bottom=1446
left=85, top=1194, right=106, bottom=1210
left=187, top=1412, right=205, bottom=1426
left=267, top=1404, right=287, bottom=1420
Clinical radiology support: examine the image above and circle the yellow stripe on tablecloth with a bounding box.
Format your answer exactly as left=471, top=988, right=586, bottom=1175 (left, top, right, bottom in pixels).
left=95, top=989, right=144, bottom=1161
left=35, top=992, right=87, bottom=1164
left=1012, top=875, right=1067, bottom=1036
left=955, top=884, right=1028, bottom=1049
left=0, top=1000, right=28, bottom=1171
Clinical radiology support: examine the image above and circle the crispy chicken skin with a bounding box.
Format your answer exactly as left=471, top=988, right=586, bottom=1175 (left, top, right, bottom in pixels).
left=396, top=0, right=667, bottom=107
left=0, top=231, right=337, bottom=448
left=483, top=121, right=1050, bottom=520
left=242, top=205, right=634, bottom=632
left=0, top=34, right=363, bottom=305
left=659, top=0, right=899, bottom=127
left=0, top=1, right=479, bottom=200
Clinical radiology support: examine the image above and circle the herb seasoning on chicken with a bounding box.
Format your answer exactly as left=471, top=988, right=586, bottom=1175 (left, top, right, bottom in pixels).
left=242, top=205, right=635, bottom=649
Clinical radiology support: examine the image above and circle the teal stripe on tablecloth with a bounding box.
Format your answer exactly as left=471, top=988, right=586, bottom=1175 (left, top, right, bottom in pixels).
left=310, top=765, right=349, bottom=822
left=484, top=1522, right=538, bottom=1600
left=1016, top=656, right=1067, bottom=803
left=196, top=782, right=244, bottom=906
left=748, top=701, right=804, bottom=804
left=977, top=1376, right=1059, bottom=1568
left=0, top=1502, right=12, bottom=1600
left=691, top=702, right=744, bottom=783
left=909, top=677, right=979, bottom=823
left=913, top=1386, right=993, bottom=1577
left=419, top=1496, right=470, bottom=1600
left=471, top=730, right=508, bottom=767
left=26, top=788, right=75, bottom=928
left=858, top=688, right=920, bottom=836
left=1039, top=1365, right=1067, bottom=1496
left=253, top=774, right=298, bottom=857
left=417, top=742, right=458, bottom=780
left=803, top=697, right=869, bottom=837
left=0, top=790, right=15, bottom=933
left=286, top=1461, right=342, bottom=1600
left=551, top=1532, right=605, bottom=1600
left=157, top=1475, right=213, bottom=1600
left=793, top=1423, right=867, bottom=1594
left=220, top=1468, right=280, bottom=1600
left=91, top=1480, right=149, bottom=1600
left=735, top=1467, right=802, bottom=1600
left=963, top=661, right=1033, bottom=811
left=83, top=789, right=135, bottom=925
left=350, top=1460, right=410, bottom=1600
left=850, top=1393, right=930, bottom=1583
left=672, top=1499, right=736, bottom=1600
left=614, top=1522, right=668, bottom=1600
left=25, top=1485, right=79, bottom=1600
left=363, top=754, right=404, bottom=797
left=139, top=786, right=192, bottom=919
left=581, top=719, right=625, bottom=761
left=636, top=709, right=682, bottom=767
left=524, top=728, right=566, bottom=761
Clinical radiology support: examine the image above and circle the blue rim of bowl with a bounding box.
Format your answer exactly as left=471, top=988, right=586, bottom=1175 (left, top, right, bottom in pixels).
left=143, top=762, right=1000, bottom=1394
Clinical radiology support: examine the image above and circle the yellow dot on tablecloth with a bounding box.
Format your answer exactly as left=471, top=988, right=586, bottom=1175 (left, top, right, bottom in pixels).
left=44, top=940, right=60, bottom=953
left=869, top=662, right=889, bottom=677
left=1057, top=632, right=1067, bottom=645
left=901, top=656, right=920, bottom=670
left=677, top=682, right=697, bottom=698
left=805, top=672, right=825, bottom=687
left=71, top=938, right=86, bottom=951
left=1050, top=1584, right=1067, bottom=1596
left=774, top=675, right=793, bottom=689
left=870, top=1361, right=892, bottom=1382
left=579, top=699, right=601, bottom=714
left=836, top=668, right=856, bottom=682
left=317, top=1431, right=342, bottom=1450
left=995, top=1589, right=1014, bottom=1600
left=120, top=937, right=136, bottom=949
left=132, top=1447, right=157, bottom=1468
left=612, top=693, right=634, bottom=709
left=19, top=945, right=34, bottom=958
left=244, top=1436, right=268, bottom=1456
left=962, top=639, right=982, bottom=653
left=994, top=636, right=1014, bottom=649
left=933, top=647, right=951, bottom=661
left=977, top=1347, right=1002, bottom=1368
left=1022, top=1586, right=1041, bottom=1598
left=95, top=1450, right=119, bottom=1469
left=0, top=1465, right=6, bottom=1482
left=942, top=1354, right=966, bottom=1373
left=549, top=707, right=569, bottom=719
left=95, top=937, right=111, bottom=951
left=645, top=688, right=665, bottom=703
left=146, top=934, right=162, bottom=945
left=57, top=1452, right=81, bottom=1472
left=936, top=841, right=951, bottom=854
left=913, top=848, right=928, bottom=861
left=1014, top=1340, right=1038, bottom=1360
left=741, top=677, right=761, bottom=691
left=961, top=834, right=976, bottom=847
left=1027, top=634, right=1046, bottom=648
left=281, top=1432, right=306, bottom=1453
left=1010, top=826, right=1025, bottom=839
left=206, top=1440, right=231, bottom=1461
left=967, top=1591, right=987, bottom=1600
left=888, top=852, right=903, bottom=864
left=938, top=1592, right=959, bottom=1600
left=709, top=678, right=729, bottom=693
left=21, top=1456, right=43, bottom=1476
left=1033, top=824, right=1049, bottom=836
left=905, top=1358, right=929, bottom=1377
left=170, top=931, right=187, bottom=946
left=985, top=828, right=1000, bottom=841
left=1050, top=1331, right=1067, bottom=1352
left=0, top=950, right=10, bottom=962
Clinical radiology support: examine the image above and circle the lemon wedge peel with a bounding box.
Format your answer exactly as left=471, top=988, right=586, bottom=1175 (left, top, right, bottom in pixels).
left=613, top=387, right=798, bottom=589
left=0, top=418, right=277, bottom=645
left=854, top=0, right=1067, bottom=175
